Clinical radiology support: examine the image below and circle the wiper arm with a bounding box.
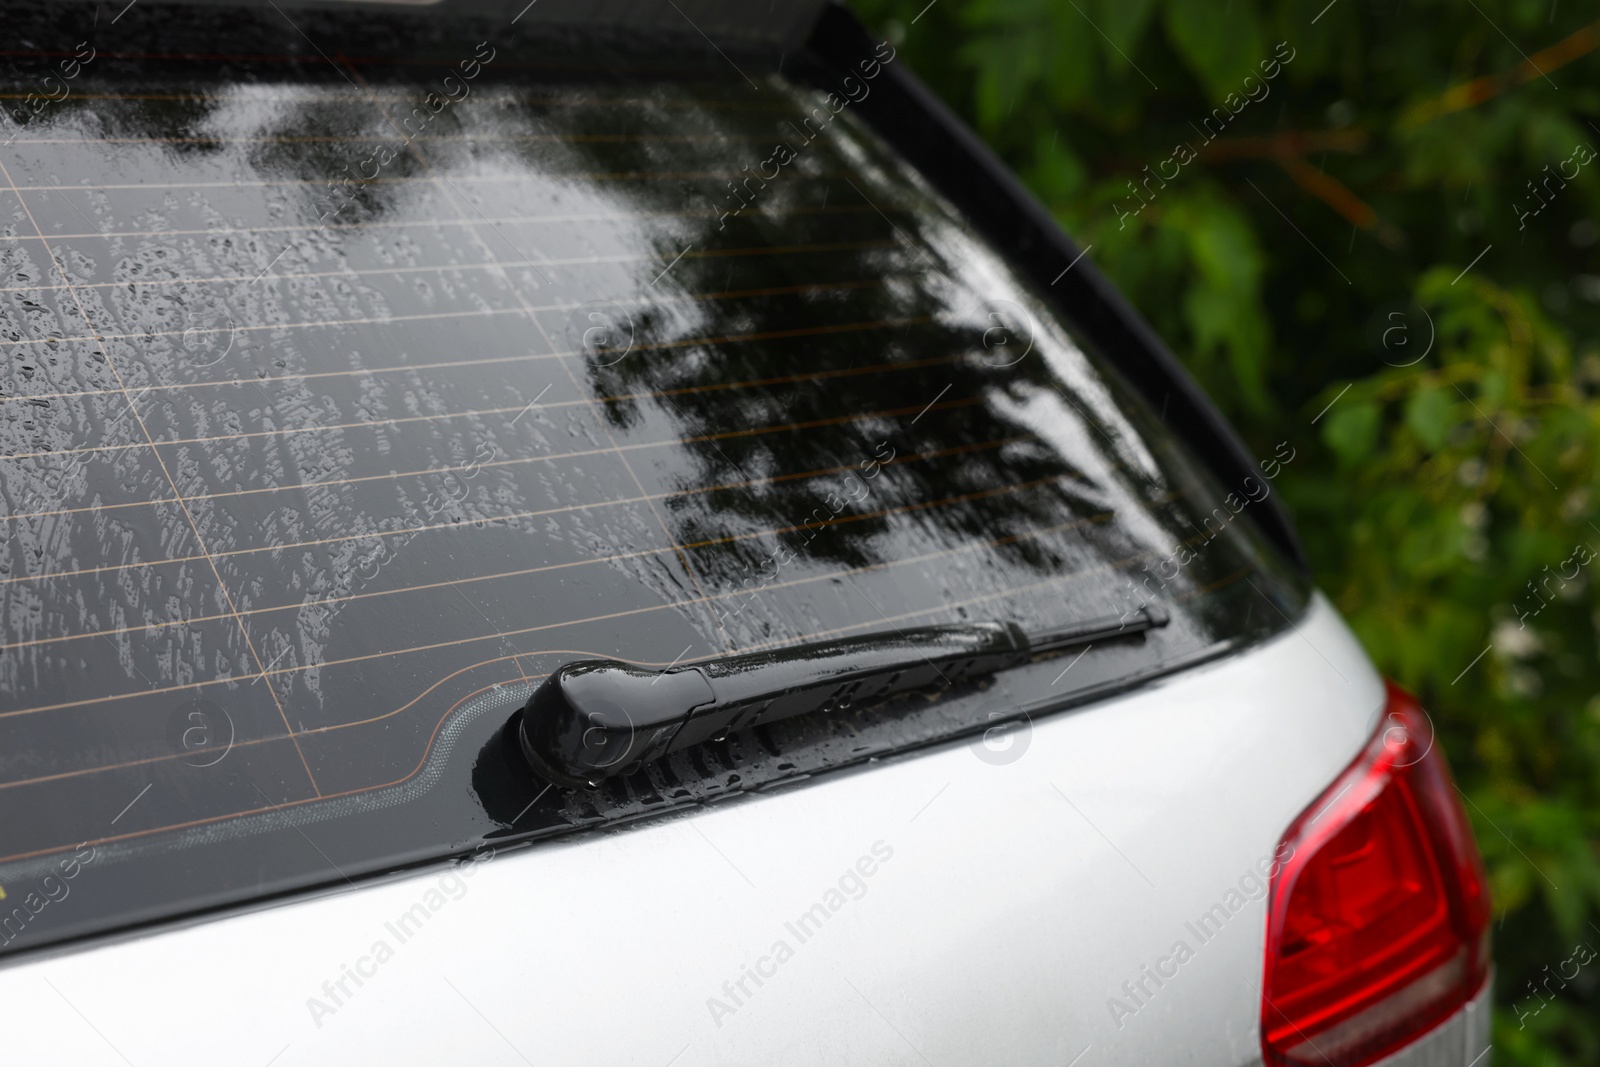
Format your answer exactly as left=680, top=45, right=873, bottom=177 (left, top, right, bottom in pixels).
left=515, top=605, right=1169, bottom=787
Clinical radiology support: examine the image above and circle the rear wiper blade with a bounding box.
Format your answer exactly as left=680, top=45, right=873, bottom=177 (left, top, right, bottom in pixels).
left=515, top=605, right=1169, bottom=788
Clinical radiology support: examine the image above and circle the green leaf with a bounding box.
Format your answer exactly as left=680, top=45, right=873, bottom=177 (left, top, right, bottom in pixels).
left=1091, top=0, right=1159, bottom=65
left=1161, top=0, right=1264, bottom=102
left=1322, top=399, right=1381, bottom=464
left=1478, top=369, right=1509, bottom=408
left=1405, top=387, right=1453, bottom=451
left=1165, top=194, right=1271, bottom=411
left=1024, top=128, right=1089, bottom=203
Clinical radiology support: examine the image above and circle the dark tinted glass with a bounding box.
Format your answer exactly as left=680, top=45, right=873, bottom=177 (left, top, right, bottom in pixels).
left=0, top=1, right=1304, bottom=955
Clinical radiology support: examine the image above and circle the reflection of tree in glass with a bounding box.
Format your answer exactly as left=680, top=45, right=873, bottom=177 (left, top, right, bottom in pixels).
left=530, top=79, right=1138, bottom=588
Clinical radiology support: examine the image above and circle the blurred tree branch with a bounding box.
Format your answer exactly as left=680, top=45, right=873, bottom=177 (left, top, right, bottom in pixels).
left=1402, top=16, right=1600, bottom=126
left=1199, top=130, right=1402, bottom=247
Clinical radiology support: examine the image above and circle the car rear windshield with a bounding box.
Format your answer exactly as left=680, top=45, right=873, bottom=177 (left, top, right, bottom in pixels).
left=0, top=1, right=1306, bottom=955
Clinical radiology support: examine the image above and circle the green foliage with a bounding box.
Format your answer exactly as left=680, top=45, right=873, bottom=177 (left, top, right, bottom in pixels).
left=851, top=0, right=1600, bottom=1059
left=1163, top=0, right=1264, bottom=100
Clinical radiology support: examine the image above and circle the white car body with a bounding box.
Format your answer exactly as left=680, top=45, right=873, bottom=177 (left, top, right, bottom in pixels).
left=0, top=595, right=1491, bottom=1066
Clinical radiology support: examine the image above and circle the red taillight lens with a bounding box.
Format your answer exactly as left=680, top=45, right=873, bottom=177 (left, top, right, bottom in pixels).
left=1261, top=683, right=1491, bottom=1067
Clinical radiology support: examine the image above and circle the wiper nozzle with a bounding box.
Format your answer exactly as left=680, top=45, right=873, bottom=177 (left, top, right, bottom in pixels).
left=516, top=605, right=1169, bottom=788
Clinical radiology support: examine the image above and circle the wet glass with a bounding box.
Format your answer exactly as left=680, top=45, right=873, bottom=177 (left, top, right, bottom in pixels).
left=0, top=1, right=1304, bottom=954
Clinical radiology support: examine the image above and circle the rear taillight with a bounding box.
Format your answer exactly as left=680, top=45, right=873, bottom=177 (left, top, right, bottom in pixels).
left=1261, top=682, right=1492, bottom=1067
